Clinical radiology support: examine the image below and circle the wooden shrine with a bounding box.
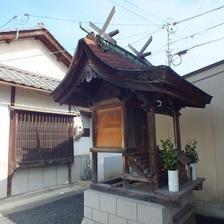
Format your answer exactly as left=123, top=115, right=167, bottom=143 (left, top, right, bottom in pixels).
left=53, top=33, right=212, bottom=197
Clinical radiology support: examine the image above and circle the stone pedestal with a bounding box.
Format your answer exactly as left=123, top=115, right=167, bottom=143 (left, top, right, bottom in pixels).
left=81, top=189, right=195, bottom=224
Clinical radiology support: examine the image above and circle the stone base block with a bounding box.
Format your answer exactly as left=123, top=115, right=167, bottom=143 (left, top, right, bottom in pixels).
left=82, top=189, right=195, bottom=224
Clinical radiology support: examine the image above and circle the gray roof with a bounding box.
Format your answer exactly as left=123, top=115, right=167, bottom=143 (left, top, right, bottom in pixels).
left=0, top=64, right=60, bottom=91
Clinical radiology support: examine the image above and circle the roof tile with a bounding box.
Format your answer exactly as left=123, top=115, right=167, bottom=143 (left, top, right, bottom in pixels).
left=84, top=38, right=147, bottom=69
left=0, top=64, right=60, bottom=91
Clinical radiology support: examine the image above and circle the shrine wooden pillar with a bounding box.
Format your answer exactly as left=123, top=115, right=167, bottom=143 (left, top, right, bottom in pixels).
left=173, top=108, right=181, bottom=150
left=92, top=151, right=98, bottom=183
left=122, top=153, right=129, bottom=189
left=147, top=103, right=159, bottom=188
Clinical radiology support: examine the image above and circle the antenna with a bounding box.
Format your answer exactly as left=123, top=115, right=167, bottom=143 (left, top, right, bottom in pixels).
left=89, top=6, right=119, bottom=45
left=128, top=36, right=152, bottom=59
left=79, top=22, right=91, bottom=34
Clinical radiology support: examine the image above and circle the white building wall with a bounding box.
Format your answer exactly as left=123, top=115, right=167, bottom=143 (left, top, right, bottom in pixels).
left=0, top=38, right=67, bottom=80
left=72, top=114, right=93, bottom=181
left=0, top=86, right=11, bottom=199
left=182, top=68, right=224, bottom=203
left=74, top=114, right=92, bottom=156
left=15, top=88, right=69, bottom=112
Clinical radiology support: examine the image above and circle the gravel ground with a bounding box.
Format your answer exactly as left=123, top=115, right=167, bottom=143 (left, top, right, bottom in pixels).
left=0, top=192, right=84, bottom=224
left=196, top=215, right=224, bottom=224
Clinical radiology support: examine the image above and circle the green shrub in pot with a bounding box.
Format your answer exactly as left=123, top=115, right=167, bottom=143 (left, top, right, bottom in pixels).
left=184, top=139, right=199, bottom=163
left=159, top=139, right=179, bottom=192
left=160, top=139, right=178, bottom=171
left=184, top=139, right=199, bottom=180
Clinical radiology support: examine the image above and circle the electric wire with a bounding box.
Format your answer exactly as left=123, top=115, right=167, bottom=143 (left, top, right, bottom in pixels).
left=170, top=21, right=224, bottom=45
left=109, top=0, right=163, bottom=28
left=0, top=16, right=17, bottom=30
left=117, top=28, right=160, bottom=41
left=26, top=13, right=153, bottom=27
left=124, top=27, right=163, bottom=48
left=175, top=35, right=224, bottom=55
left=0, top=48, right=74, bottom=63
left=174, top=4, right=224, bottom=25
left=121, top=0, right=164, bottom=21
left=180, top=0, right=205, bottom=32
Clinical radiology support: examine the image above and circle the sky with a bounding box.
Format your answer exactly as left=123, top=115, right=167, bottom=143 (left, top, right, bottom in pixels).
left=1, top=0, right=224, bottom=75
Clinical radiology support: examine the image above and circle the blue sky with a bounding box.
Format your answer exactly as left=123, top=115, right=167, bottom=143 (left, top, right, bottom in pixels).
left=1, top=0, right=224, bottom=75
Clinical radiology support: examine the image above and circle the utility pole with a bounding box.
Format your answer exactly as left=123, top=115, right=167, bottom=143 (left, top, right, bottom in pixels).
left=166, top=22, right=172, bottom=67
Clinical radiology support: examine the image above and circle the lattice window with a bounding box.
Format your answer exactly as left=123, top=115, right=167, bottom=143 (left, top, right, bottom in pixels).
left=13, top=110, right=74, bottom=167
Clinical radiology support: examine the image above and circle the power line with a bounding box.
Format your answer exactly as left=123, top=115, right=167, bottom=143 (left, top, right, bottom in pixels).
left=180, top=0, right=205, bottom=32
left=0, top=16, right=17, bottom=30
left=117, top=29, right=158, bottom=40
left=121, top=0, right=164, bottom=21
left=109, top=0, right=162, bottom=28
left=171, top=21, right=224, bottom=45
left=0, top=48, right=74, bottom=63
left=174, top=4, right=224, bottom=25
left=188, top=36, right=224, bottom=50
left=151, top=43, right=167, bottom=56
left=124, top=28, right=163, bottom=48
left=26, top=13, right=152, bottom=27
left=175, top=35, right=224, bottom=56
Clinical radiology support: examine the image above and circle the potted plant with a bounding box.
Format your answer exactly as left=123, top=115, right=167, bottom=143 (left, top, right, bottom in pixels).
left=184, top=139, right=199, bottom=181
left=160, top=139, right=179, bottom=192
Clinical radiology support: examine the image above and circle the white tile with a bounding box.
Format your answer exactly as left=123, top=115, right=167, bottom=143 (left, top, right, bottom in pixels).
left=117, top=198, right=137, bottom=221
left=127, top=220, right=138, bottom=224
left=84, top=206, right=92, bottom=219
left=84, top=190, right=100, bottom=209
left=56, top=165, right=68, bottom=185
left=137, top=203, right=163, bottom=224
left=109, top=214, right=127, bottom=224
left=100, top=194, right=116, bottom=214
left=28, top=167, right=44, bottom=191
left=43, top=166, right=57, bottom=187
left=92, top=209, right=108, bottom=224
left=11, top=169, right=29, bottom=195
left=81, top=217, right=95, bottom=224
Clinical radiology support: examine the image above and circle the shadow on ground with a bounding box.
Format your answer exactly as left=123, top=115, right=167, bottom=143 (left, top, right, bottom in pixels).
left=5, top=193, right=84, bottom=224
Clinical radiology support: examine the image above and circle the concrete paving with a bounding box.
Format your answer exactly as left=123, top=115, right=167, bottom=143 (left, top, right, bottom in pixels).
left=0, top=185, right=85, bottom=224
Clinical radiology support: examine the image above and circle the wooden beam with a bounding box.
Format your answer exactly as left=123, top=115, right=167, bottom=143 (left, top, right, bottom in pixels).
left=90, top=148, right=124, bottom=153
left=10, top=86, right=16, bottom=106
left=173, top=109, right=181, bottom=150
left=7, top=111, right=18, bottom=196
left=68, top=163, right=72, bottom=184
left=124, top=173, right=149, bottom=183
left=122, top=154, right=129, bottom=189
left=147, top=104, right=159, bottom=189
left=92, top=151, right=98, bottom=183
left=7, top=87, right=16, bottom=196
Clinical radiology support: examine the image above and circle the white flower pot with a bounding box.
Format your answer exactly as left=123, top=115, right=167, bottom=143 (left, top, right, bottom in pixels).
left=189, top=163, right=197, bottom=181
left=168, top=170, right=179, bottom=192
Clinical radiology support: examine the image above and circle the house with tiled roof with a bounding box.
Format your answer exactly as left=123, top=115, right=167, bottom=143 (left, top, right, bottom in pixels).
left=0, top=27, right=92, bottom=199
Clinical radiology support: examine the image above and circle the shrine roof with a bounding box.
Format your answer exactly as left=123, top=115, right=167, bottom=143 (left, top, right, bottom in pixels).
left=83, top=37, right=148, bottom=69
left=52, top=35, right=212, bottom=108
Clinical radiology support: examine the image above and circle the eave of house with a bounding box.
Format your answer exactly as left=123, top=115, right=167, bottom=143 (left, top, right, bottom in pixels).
left=0, top=28, right=72, bottom=67
left=184, top=59, right=224, bottom=79
left=0, top=64, right=60, bottom=92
